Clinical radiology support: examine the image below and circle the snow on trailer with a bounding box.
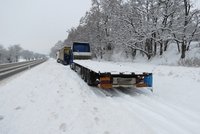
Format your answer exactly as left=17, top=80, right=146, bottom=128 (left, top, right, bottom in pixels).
left=74, top=60, right=146, bottom=74
left=72, top=60, right=153, bottom=90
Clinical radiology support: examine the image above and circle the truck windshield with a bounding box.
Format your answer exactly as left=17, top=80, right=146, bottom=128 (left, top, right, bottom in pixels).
left=73, top=43, right=90, bottom=52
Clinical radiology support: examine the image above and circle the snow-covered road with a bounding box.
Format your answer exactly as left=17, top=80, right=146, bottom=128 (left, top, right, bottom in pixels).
left=0, top=59, right=200, bottom=134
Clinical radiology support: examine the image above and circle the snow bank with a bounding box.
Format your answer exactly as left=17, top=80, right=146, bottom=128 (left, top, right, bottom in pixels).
left=105, top=42, right=200, bottom=67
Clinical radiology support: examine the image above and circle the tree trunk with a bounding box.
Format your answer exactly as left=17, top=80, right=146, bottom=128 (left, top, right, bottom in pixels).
left=181, top=0, right=190, bottom=58
left=154, top=43, right=157, bottom=56
left=152, top=32, right=157, bottom=56
left=177, top=42, right=180, bottom=53
left=145, top=38, right=152, bottom=56
left=160, top=42, right=163, bottom=55
left=164, top=40, right=168, bottom=51
left=181, top=42, right=187, bottom=59
left=100, top=51, right=103, bottom=59
left=131, top=48, right=136, bottom=58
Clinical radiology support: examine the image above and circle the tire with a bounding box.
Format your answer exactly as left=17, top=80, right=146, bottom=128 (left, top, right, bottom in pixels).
left=84, top=69, right=87, bottom=82
left=70, top=63, right=75, bottom=70
left=81, top=67, right=84, bottom=79
left=57, top=59, right=61, bottom=63
left=70, top=64, right=73, bottom=70
left=87, top=70, right=91, bottom=85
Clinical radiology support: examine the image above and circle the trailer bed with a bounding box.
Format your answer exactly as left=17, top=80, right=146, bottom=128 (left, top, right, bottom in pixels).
left=72, top=60, right=153, bottom=90
left=73, top=60, right=148, bottom=74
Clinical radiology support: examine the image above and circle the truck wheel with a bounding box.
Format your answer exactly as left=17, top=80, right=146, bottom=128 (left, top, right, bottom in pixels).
left=81, top=67, right=84, bottom=79
left=70, top=63, right=74, bottom=70
left=87, top=70, right=91, bottom=85
left=84, top=69, right=87, bottom=82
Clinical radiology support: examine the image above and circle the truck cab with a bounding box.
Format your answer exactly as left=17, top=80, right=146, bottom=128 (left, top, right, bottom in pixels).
left=71, top=42, right=92, bottom=61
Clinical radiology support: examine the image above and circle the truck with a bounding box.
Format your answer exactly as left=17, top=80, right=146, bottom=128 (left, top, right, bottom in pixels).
left=69, top=42, right=153, bottom=91
left=56, top=46, right=71, bottom=65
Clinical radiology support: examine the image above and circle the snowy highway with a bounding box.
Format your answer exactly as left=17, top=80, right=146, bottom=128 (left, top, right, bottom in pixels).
left=0, top=59, right=200, bottom=134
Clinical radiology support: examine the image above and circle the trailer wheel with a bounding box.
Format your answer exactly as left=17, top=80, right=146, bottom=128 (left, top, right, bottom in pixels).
left=81, top=67, right=84, bottom=79
left=70, top=63, right=74, bottom=70
left=86, top=70, right=92, bottom=86
left=81, top=68, right=86, bottom=80
left=86, top=71, right=98, bottom=86
left=84, top=69, right=87, bottom=82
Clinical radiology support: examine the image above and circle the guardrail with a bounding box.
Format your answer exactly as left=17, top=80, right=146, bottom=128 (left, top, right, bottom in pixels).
left=0, top=59, right=47, bottom=80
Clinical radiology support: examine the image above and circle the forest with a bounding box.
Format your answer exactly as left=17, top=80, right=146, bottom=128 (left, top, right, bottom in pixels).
left=0, top=44, right=46, bottom=64
left=50, top=0, right=200, bottom=62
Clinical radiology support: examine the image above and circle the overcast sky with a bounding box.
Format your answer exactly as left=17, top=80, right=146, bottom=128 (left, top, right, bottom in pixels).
left=0, top=0, right=199, bottom=55
left=193, top=0, right=200, bottom=9
left=0, top=0, right=91, bottom=54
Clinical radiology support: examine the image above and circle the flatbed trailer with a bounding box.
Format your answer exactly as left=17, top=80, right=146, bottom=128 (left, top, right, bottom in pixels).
left=71, top=60, right=153, bottom=91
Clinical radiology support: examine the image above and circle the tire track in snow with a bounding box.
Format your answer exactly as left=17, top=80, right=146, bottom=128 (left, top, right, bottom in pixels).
left=111, top=89, right=200, bottom=134
left=64, top=61, right=200, bottom=134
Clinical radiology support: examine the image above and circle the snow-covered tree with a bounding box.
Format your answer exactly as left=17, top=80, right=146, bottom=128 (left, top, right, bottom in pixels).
left=0, top=45, right=9, bottom=63
left=7, top=45, right=22, bottom=62
left=0, top=44, right=46, bottom=63
left=62, top=0, right=200, bottom=60
left=21, top=50, right=34, bottom=61
left=172, top=0, right=200, bottom=58
left=49, top=41, right=64, bottom=58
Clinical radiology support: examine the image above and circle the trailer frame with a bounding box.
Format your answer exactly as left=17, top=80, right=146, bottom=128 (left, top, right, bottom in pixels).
left=70, top=61, right=153, bottom=91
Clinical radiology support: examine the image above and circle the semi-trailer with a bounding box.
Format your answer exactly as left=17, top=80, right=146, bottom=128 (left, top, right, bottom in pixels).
left=69, top=42, right=153, bottom=91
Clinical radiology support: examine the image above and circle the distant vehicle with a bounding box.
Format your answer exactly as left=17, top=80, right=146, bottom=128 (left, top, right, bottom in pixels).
left=56, top=46, right=71, bottom=65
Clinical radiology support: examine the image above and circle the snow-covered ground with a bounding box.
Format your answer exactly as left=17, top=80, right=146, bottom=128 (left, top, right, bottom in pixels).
left=0, top=59, right=200, bottom=134
left=111, top=42, right=200, bottom=66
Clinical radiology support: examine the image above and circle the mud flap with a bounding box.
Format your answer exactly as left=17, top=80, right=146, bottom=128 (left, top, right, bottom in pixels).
left=99, top=75, right=112, bottom=89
